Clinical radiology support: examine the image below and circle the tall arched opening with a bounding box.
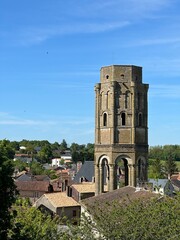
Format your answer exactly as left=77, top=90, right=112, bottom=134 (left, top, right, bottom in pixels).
left=115, top=156, right=130, bottom=189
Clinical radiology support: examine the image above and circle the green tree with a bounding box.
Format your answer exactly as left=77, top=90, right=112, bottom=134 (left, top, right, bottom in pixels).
left=164, top=154, right=178, bottom=179
left=79, top=195, right=180, bottom=240
left=70, top=142, right=94, bottom=163
left=9, top=205, right=68, bottom=240
left=0, top=140, right=17, bottom=239
left=70, top=143, right=80, bottom=163
left=149, top=145, right=163, bottom=160
left=60, top=139, right=68, bottom=153
left=30, top=161, right=45, bottom=175
left=9, top=141, right=20, bottom=151
left=37, top=145, right=53, bottom=163
left=149, top=158, right=164, bottom=179
left=13, top=159, right=28, bottom=172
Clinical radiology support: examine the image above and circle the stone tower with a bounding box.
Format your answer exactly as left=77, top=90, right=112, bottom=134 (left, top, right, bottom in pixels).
left=94, top=65, right=149, bottom=195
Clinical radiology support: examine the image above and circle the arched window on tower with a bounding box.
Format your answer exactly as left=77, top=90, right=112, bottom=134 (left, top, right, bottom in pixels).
left=121, top=74, right=124, bottom=80
left=138, top=113, right=142, bottom=127
left=121, top=112, right=126, bottom=126
left=103, top=112, right=107, bottom=127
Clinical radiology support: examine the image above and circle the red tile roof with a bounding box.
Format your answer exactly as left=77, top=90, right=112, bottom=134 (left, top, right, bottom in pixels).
left=15, top=181, right=51, bottom=192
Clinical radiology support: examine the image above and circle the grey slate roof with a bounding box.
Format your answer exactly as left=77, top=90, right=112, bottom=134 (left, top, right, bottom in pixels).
left=73, top=161, right=94, bottom=183
left=148, top=179, right=169, bottom=188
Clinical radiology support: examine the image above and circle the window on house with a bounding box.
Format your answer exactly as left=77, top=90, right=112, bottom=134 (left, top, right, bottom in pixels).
left=73, top=210, right=77, bottom=217
left=103, top=113, right=107, bottom=126
left=121, top=112, right=126, bottom=126
left=33, top=192, right=39, bottom=198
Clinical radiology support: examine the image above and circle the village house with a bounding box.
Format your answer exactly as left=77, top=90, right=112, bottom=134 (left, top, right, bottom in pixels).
left=73, top=161, right=94, bottom=183
left=15, top=180, right=54, bottom=203
left=34, top=192, right=81, bottom=224
left=148, top=179, right=174, bottom=196
left=170, top=173, right=180, bottom=192
left=70, top=182, right=95, bottom=202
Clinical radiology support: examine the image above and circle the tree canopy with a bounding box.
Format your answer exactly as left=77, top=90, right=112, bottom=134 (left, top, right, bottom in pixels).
left=0, top=140, right=17, bottom=239
left=78, top=194, right=180, bottom=240
left=8, top=203, right=64, bottom=240
left=149, top=145, right=180, bottom=161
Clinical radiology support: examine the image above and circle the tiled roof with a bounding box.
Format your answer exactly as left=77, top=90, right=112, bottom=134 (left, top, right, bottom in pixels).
left=82, top=186, right=158, bottom=211
left=72, top=183, right=95, bottom=193
left=171, top=173, right=180, bottom=181
left=33, top=175, right=50, bottom=181
left=43, top=192, right=80, bottom=207
left=171, top=179, right=180, bottom=189
left=15, top=181, right=51, bottom=192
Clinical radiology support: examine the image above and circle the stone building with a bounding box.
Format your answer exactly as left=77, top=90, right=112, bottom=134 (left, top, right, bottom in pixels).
left=94, top=65, right=149, bottom=195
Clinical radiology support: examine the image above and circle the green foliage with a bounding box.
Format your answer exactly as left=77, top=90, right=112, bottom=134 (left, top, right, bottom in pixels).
left=149, top=145, right=180, bottom=161
left=70, top=142, right=94, bottom=163
left=44, top=169, right=57, bottom=179
left=81, top=195, right=180, bottom=240
left=148, top=158, right=164, bottom=179
left=0, top=140, right=17, bottom=239
left=149, top=157, right=178, bottom=179
left=37, top=145, right=53, bottom=163
left=13, top=159, right=28, bottom=172
left=30, top=161, right=46, bottom=175
left=164, top=154, right=178, bottom=178
left=0, top=139, right=95, bottom=164
left=60, top=139, right=68, bottom=152
left=0, top=139, right=15, bottom=159
left=8, top=206, right=66, bottom=240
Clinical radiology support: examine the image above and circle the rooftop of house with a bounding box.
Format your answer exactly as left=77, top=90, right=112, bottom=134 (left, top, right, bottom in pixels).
left=33, top=175, right=50, bottom=181
left=14, top=154, right=29, bottom=157
left=14, top=170, right=27, bottom=178
left=40, top=192, right=80, bottom=208
left=15, top=181, right=52, bottom=192
left=171, top=173, right=180, bottom=181
left=71, top=182, right=95, bottom=193
left=82, top=186, right=159, bottom=211
left=73, top=161, right=94, bottom=183
left=15, top=172, right=50, bottom=182
left=148, top=179, right=170, bottom=188
left=171, top=179, right=180, bottom=189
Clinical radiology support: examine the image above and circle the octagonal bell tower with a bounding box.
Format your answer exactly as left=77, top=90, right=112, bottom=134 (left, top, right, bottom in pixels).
left=94, top=65, right=149, bottom=195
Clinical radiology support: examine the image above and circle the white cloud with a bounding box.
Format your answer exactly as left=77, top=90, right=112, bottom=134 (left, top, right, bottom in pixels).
left=149, top=84, right=180, bottom=98
left=124, top=37, right=180, bottom=47
left=72, top=0, right=171, bottom=18
left=2, top=0, right=173, bottom=46
left=0, top=112, right=93, bottom=127
left=0, top=112, right=57, bottom=126
left=0, top=119, right=56, bottom=126
left=17, top=21, right=130, bottom=45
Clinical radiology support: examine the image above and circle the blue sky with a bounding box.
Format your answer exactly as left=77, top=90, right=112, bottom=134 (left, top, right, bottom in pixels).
left=0, top=0, right=180, bottom=146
